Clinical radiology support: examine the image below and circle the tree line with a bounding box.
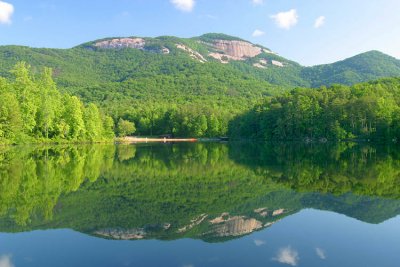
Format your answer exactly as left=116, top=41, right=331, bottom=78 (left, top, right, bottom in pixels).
left=3, top=62, right=400, bottom=142
left=229, top=78, right=400, bottom=141
left=0, top=62, right=120, bottom=144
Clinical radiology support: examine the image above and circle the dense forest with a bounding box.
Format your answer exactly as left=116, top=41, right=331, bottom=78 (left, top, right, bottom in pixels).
left=0, top=63, right=115, bottom=144
left=230, top=78, right=400, bottom=141
left=3, top=62, right=400, bottom=141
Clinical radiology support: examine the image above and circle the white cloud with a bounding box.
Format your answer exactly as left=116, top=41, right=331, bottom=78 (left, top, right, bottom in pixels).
left=314, top=16, right=326, bottom=28
left=171, top=0, right=195, bottom=12
left=254, top=239, right=266, bottom=246
left=0, top=255, right=14, bottom=267
left=252, top=29, right=265, bottom=37
left=273, top=247, right=299, bottom=266
left=252, top=0, right=264, bottom=5
left=270, top=9, right=298, bottom=30
left=315, top=248, right=326, bottom=259
left=0, top=1, right=14, bottom=24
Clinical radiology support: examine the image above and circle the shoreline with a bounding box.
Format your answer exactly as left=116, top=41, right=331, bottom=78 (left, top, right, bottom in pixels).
left=118, top=137, right=198, bottom=143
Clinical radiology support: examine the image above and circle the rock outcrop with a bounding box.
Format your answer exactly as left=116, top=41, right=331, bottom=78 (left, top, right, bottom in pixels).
left=210, top=216, right=263, bottom=237
left=253, top=63, right=266, bottom=69
left=176, top=44, right=207, bottom=63
left=94, top=228, right=146, bottom=240
left=207, top=213, right=263, bottom=237
left=205, top=40, right=262, bottom=62
left=95, top=38, right=146, bottom=49
left=94, top=38, right=170, bottom=54
left=178, top=214, right=208, bottom=233
left=272, top=60, right=284, bottom=67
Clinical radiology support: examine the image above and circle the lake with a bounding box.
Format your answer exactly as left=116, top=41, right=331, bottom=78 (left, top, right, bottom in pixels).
left=0, top=142, right=400, bottom=267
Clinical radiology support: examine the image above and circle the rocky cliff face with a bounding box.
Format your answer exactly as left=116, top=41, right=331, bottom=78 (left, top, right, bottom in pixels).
left=205, top=40, right=262, bottom=62
left=95, top=38, right=146, bottom=49
left=209, top=216, right=263, bottom=237
left=94, top=38, right=170, bottom=54
left=94, top=228, right=146, bottom=240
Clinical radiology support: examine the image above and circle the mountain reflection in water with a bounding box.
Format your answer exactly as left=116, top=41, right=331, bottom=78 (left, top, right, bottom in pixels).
left=0, top=142, right=400, bottom=243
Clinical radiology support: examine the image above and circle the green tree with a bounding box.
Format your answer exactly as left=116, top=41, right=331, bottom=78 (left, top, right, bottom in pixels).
left=63, top=95, right=85, bottom=140
left=84, top=103, right=104, bottom=141
left=36, top=67, right=61, bottom=139
left=0, top=92, right=23, bottom=143
left=117, top=118, right=136, bottom=137
left=103, top=116, right=115, bottom=139
left=11, top=62, right=38, bottom=134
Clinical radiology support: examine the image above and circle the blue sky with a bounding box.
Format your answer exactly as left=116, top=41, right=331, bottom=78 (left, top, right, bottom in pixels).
left=0, top=0, right=399, bottom=65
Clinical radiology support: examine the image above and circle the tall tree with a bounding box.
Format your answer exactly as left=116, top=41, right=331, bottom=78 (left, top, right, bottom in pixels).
left=10, top=62, right=38, bottom=134
left=36, top=67, right=61, bottom=139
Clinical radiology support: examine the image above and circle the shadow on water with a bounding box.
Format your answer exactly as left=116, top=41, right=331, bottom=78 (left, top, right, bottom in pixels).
left=1, top=142, right=400, bottom=242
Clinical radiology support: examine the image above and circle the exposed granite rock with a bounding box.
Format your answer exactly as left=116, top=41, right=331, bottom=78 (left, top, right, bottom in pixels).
left=162, top=48, right=170, bottom=54
left=209, top=216, right=263, bottom=237
left=254, top=208, right=267, bottom=213
left=95, top=38, right=146, bottom=49
left=254, top=207, right=269, bottom=216
left=94, top=38, right=170, bottom=54
left=176, top=44, right=207, bottom=63
left=253, top=63, right=267, bottom=69
left=94, top=228, right=146, bottom=240
left=210, top=212, right=230, bottom=224
left=208, top=52, right=230, bottom=64
left=205, top=40, right=262, bottom=62
left=272, top=209, right=285, bottom=216
left=272, top=60, right=284, bottom=67
left=178, top=214, right=208, bottom=233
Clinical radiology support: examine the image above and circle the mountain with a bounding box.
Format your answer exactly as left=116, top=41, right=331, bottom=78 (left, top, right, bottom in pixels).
left=1, top=33, right=399, bottom=89
left=302, top=50, right=400, bottom=87
left=1, top=33, right=400, bottom=137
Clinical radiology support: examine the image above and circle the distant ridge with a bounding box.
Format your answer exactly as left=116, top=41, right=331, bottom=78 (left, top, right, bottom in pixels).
left=1, top=33, right=399, bottom=88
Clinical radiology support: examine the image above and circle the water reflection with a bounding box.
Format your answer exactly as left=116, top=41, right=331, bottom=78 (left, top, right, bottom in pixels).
left=0, top=142, right=400, bottom=243
left=273, top=246, right=299, bottom=266
left=0, top=255, right=14, bottom=267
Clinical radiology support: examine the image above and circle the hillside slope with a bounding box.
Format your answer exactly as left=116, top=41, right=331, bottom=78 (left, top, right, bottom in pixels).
left=302, top=50, right=400, bottom=87
left=1, top=33, right=400, bottom=137
left=2, top=33, right=399, bottom=90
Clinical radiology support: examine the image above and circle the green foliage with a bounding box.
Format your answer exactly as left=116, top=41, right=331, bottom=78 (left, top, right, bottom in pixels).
left=302, top=51, right=400, bottom=87
left=0, top=91, right=23, bottom=143
left=0, top=63, right=114, bottom=144
left=1, top=35, right=400, bottom=139
left=84, top=103, right=104, bottom=141
left=117, top=118, right=135, bottom=137
left=230, top=142, right=400, bottom=201
left=1, top=143, right=400, bottom=239
left=230, top=78, right=400, bottom=141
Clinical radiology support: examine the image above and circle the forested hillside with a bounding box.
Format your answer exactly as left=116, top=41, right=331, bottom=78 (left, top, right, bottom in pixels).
left=302, top=51, right=400, bottom=87
left=230, top=78, right=400, bottom=141
left=1, top=33, right=400, bottom=140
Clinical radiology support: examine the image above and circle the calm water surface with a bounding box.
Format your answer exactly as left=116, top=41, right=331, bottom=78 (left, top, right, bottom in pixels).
left=0, top=142, right=400, bottom=267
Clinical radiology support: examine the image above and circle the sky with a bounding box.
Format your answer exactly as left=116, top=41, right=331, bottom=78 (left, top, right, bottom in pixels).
left=0, top=0, right=399, bottom=66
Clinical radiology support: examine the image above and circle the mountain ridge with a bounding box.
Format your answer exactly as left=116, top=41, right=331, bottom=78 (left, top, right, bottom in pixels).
left=5, top=33, right=398, bottom=68
left=1, top=33, right=400, bottom=137
left=1, top=33, right=398, bottom=88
